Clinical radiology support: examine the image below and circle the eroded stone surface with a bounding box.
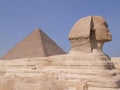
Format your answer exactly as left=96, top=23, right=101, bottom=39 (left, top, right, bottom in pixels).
left=112, top=57, right=120, bottom=70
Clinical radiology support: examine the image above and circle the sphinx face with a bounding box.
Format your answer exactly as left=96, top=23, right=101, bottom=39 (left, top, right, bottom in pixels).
left=92, top=17, right=112, bottom=42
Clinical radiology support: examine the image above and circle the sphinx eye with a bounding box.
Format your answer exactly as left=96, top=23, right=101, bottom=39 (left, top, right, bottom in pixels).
left=103, top=22, right=108, bottom=28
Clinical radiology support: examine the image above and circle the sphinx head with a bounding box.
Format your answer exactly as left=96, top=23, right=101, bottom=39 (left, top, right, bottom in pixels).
left=69, top=16, right=112, bottom=53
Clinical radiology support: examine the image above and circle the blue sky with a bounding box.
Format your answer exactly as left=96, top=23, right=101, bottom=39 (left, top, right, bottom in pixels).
left=0, top=0, right=120, bottom=57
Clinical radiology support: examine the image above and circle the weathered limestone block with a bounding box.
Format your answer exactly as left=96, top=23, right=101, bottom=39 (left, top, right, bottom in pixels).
left=112, top=57, right=120, bottom=70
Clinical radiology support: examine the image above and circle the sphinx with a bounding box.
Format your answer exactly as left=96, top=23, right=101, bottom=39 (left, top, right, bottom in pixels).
left=0, top=16, right=120, bottom=90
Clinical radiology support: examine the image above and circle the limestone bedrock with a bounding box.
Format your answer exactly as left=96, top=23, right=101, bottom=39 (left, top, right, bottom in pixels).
left=0, top=16, right=120, bottom=90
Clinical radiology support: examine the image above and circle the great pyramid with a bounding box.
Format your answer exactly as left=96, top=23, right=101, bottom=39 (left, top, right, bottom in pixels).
left=1, top=28, right=66, bottom=60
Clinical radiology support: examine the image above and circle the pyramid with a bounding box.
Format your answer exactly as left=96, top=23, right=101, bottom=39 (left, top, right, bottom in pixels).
left=1, top=28, right=66, bottom=60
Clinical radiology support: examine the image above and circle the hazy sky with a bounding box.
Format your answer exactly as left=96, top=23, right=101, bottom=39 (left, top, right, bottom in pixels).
left=0, top=0, right=120, bottom=57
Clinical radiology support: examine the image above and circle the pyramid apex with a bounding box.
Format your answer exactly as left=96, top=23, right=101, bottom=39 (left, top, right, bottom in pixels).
left=32, top=28, right=45, bottom=35
left=33, top=28, right=42, bottom=32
